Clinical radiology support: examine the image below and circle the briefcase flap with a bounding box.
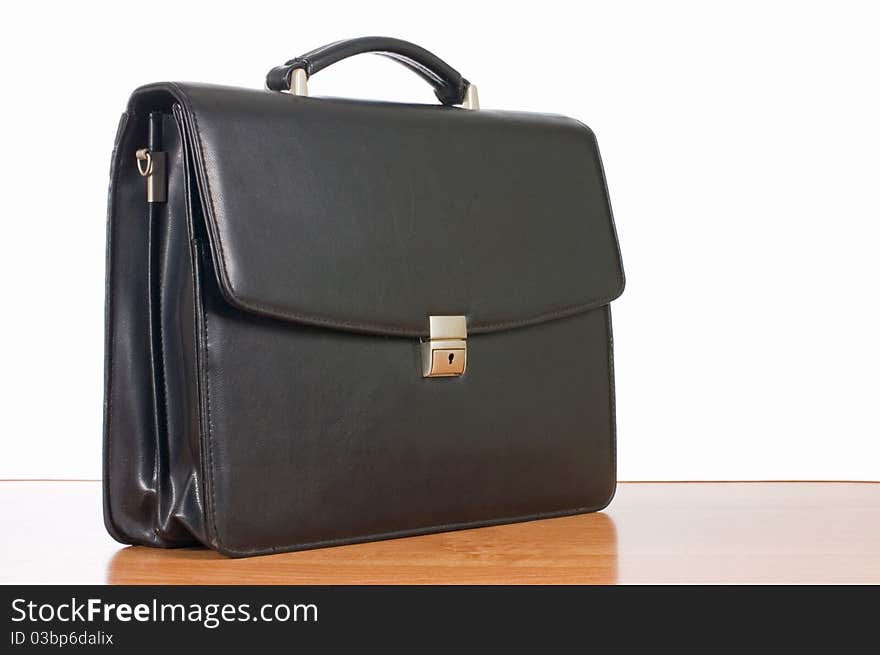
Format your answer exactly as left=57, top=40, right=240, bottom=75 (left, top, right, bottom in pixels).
left=160, top=83, right=624, bottom=335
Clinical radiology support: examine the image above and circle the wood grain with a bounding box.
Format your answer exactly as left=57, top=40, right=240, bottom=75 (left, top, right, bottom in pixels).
left=1, top=481, right=877, bottom=584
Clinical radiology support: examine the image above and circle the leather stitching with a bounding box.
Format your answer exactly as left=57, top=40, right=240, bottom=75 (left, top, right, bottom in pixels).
left=201, top=298, right=222, bottom=551
left=155, top=156, right=174, bottom=540
left=148, top=205, right=160, bottom=534
left=606, top=306, right=618, bottom=505
left=156, top=213, right=167, bottom=536
left=223, top=291, right=623, bottom=338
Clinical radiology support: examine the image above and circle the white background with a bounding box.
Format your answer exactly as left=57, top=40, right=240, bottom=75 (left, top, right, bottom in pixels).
left=2, top=1, right=878, bottom=480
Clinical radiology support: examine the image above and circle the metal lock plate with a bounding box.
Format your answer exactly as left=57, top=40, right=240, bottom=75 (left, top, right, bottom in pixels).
left=428, top=345, right=467, bottom=376
left=421, top=316, right=467, bottom=378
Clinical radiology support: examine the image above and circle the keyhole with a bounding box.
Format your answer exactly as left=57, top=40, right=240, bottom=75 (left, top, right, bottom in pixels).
left=448, top=352, right=455, bottom=365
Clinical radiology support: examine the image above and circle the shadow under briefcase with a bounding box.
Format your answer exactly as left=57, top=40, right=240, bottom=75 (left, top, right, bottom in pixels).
left=103, top=37, right=625, bottom=557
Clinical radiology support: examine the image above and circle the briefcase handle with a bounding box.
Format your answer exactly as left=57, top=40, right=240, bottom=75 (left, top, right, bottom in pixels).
left=265, top=36, right=479, bottom=109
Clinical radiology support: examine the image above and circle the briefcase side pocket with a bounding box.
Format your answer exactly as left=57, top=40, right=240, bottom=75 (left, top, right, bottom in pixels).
left=103, top=106, right=206, bottom=548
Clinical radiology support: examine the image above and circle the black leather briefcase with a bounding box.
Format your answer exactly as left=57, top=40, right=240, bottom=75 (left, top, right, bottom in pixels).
left=103, top=37, right=625, bottom=557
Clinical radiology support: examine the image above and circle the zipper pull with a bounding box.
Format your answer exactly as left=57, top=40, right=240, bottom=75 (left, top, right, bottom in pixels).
left=135, top=148, right=166, bottom=203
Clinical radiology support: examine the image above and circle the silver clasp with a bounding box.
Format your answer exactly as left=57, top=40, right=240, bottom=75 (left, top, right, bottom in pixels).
left=421, top=316, right=467, bottom=378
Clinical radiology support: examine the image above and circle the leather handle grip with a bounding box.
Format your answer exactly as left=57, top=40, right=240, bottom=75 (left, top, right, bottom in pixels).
left=266, top=36, right=470, bottom=106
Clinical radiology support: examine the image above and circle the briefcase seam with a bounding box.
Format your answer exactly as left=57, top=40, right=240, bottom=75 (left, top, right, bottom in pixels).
left=201, top=302, right=223, bottom=551
left=606, top=306, right=618, bottom=505
left=154, top=210, right=172, bottom=540
left=225, top=294, right=622, bottom=336
left=148, top=207, right=160, bottom=534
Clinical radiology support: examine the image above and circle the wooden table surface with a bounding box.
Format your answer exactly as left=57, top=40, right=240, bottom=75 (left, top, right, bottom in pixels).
left=1, top=481, right=877, bottom=584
